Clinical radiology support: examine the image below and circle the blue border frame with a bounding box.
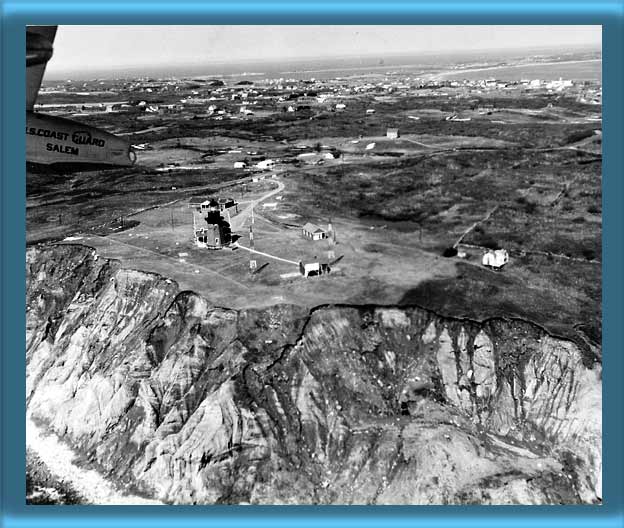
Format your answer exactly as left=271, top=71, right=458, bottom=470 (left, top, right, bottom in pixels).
left=2, top=2, right=622, bottom=527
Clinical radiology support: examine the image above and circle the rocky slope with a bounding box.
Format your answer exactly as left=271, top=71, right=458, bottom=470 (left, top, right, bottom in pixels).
left=26, top=244, right=602, bottom=504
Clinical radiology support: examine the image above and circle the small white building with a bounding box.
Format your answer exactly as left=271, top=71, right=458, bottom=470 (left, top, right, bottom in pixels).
left=301, top=262, right=321, bottom=277
left=234, top=161, right=246, bottom=169
left=302, top=222, right=328, bottom=241
left=298, top=261, right=331, bottom=277
left=386, top=128, right=400, bottom=139
left=482, top=249, right=509, bottom=269
left=256, top=159, right=275, bottom=171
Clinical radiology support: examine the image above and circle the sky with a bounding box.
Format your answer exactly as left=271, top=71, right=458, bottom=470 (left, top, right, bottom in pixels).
left=46, top=25, right=602, bottom=76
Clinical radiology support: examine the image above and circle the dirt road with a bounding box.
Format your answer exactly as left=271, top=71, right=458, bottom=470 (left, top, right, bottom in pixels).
left=230, top=179, right=285, bottom=232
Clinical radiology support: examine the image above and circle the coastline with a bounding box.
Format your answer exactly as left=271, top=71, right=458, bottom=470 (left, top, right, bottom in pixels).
left=430, top=58, right=601, bottom=80
left=26, top=415, right=163, bottom=505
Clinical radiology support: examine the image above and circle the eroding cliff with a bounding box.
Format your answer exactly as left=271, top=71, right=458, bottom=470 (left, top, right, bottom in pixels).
left=26, top=245, right=601, bottom=504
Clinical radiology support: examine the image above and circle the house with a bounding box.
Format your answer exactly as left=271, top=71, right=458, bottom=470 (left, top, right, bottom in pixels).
left=195, top=223, right=227, bottom=249
left=299, top=260, right=331, bottom=277
left=482, top=249, right=509, bottom=269
left=300, top=261, right=320, bottom=277
left=256, top=159, right=275, bottom=171
left=302, top=222, right=328, bottom=241
left=193, top=199, right=232, bottom=249
left=188, top=196, right=238, bottom=215
left=216, top=197, right=239, bottom=214
left=386, top=128, right=400, bottom=139
left=234, top=161, right=246, bottom=169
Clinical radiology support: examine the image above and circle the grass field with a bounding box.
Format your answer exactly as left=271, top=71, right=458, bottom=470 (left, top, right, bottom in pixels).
left=27, top=87, right=601, bottom=348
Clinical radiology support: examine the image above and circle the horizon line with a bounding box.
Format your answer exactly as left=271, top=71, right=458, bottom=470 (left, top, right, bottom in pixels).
left=44, top=43, right=602, bottom=80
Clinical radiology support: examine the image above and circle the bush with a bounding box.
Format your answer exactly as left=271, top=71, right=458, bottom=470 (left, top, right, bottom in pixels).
left=582, top=248, right=597, bottom=261
left=587, top=205, right=601, bottom=214
left=481, top=237, right=500, bottom=250
left=524, top=201, right=537, bottom=214
left=563, top=129, right=594, bottom=145
left=442, top=247, right=458, bottom=258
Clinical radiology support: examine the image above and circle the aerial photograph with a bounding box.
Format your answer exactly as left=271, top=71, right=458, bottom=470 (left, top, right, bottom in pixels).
left=25, top=25, right=602, bottom=505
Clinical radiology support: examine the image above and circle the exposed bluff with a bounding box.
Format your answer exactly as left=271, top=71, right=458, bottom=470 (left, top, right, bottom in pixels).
left=26, top=245, right=601, bottom=504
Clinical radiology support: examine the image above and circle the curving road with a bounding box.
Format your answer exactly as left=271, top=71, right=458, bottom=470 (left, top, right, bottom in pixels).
left=230, top=178, right=285, bottom=232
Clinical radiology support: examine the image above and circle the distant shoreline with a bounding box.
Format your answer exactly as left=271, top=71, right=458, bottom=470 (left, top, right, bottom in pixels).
left=431, top=58, right=601, bottom=80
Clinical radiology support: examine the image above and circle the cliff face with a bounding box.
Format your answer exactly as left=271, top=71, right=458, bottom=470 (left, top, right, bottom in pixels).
left=26, top=245, right=601, bottom=504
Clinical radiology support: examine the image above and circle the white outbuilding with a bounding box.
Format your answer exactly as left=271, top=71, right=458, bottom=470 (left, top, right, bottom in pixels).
left=256, top=159, right=275, bottom=170
left=482, top=249, right=509, bottom=269
left=302, top=222, right=328, bottom=241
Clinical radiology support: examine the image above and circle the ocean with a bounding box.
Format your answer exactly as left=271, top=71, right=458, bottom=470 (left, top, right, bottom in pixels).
left=46, top=47, right=601, bottom=82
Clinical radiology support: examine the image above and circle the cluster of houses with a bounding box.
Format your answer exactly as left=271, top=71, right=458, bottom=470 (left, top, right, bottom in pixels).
left=40, top=68, right=600, bottom=125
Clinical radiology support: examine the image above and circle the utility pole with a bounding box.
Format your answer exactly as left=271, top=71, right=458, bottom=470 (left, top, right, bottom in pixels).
left=327, top=218, right=335, bottom=261
left=249, top=206, right=256, bottom=272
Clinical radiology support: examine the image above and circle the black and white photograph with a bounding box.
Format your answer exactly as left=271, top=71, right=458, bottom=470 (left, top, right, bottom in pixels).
left=25, top=25, right=602, bottom=505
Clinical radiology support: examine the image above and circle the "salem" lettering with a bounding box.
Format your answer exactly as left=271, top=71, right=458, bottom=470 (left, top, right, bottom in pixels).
left=46, top=143, right=79, bottom=156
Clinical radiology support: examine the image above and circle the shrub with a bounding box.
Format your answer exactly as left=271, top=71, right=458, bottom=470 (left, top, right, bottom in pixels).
left=442, top=247, right=458, bottom=258
left=563, top=129, right=594, bottom=145
left=481, top=237, right=500, bottom=250
left=582, top=248, right=597, bottom=261
left=587, top=205, right=601, bottom=214
left=524, top=201, right=537, bottom=214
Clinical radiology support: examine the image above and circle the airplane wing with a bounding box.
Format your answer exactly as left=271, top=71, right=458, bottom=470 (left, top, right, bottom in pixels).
left=26, top=25, right=57, bottom=110
left=26, top=25, right=136, bottom=171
